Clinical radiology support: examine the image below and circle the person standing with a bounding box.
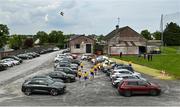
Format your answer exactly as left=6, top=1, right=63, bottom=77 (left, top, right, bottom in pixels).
left=80, top=62, right=84, bottom=70
left=90, top=67, right=94, bottom=80
left=77, top=70, right=82, bottom=81
left=128, top=61, right=132, bottom=66
left=144, top=53, right=146, bottom=59
left=119, top=52, right=122, bottom=58
left=147, top=54, right=150, bottom=61
left=83, top=71, right=89, bottom=81
left=94, top=65, right=97, bottom=75
left=150, top=54, right=153, bottom=61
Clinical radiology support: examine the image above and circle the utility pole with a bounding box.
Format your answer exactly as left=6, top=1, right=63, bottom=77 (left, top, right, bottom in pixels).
left=160, top=14, right=164, bottom=46
left=160, top=14, right=164, bottom=53
left=117, top=17, right=120, bottom=26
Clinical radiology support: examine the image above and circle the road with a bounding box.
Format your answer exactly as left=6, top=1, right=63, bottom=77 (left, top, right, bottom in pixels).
left=0, top=52, right=180, bottom=106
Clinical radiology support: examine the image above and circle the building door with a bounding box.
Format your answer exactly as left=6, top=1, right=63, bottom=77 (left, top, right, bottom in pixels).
left=86, top=44, right=91, bottom=53
left=139, top=46, right=146, bottom=54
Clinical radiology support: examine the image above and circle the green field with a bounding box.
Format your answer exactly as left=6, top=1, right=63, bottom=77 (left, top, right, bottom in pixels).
left=113, top=47, right=180, bottom=79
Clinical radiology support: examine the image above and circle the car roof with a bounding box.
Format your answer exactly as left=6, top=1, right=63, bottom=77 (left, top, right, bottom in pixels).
left=122, top=79, right=143, bottom=82
left=114, top=69, right=131, bottom=72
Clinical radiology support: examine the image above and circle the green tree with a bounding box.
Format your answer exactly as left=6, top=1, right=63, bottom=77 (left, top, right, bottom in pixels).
left=141, top=30, right=152, bottom=40
left=164, top=22, right=180, bottom=46
left=0, top=24, right=9, bottom=48
left=49, top=30, right=64, bottom=43
left=23, top=38, right=34, bottom=48
left=49, top=30, right=65, bottom=48
left=9, top=35, right=24, bottom=50
left=35, top=31, right=49, bottom=44
left=152, top=31, right=161, bottom=40
left=97, top=35, right=104, bottom=42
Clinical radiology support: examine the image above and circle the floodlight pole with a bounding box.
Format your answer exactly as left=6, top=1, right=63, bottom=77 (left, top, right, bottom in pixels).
left=160, top=14, right=164, bottom=53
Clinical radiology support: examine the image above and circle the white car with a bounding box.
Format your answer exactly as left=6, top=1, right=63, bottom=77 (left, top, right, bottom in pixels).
left=1, top=59, right=16, bottom=67
left=112, top=74, right=146, bottom=87
left=110, top=69, right=141, bottom=80
left=81, top=54, right=89, bottom=60
left=4, top=58, right=20, bottom=65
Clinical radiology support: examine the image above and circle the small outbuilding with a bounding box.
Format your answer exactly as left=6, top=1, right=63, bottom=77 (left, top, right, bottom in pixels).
left=69, top=35, right=95, bottom=54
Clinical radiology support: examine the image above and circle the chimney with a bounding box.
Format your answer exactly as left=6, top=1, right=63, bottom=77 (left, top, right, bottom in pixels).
left=116, top=25, right=119, bottom=30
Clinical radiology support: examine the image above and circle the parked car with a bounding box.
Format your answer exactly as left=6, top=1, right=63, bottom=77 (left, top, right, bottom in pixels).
left=112, top=74, right=146, bottom=88
left=48, top=71, right=76, bottom=83
left=17, top=54, right=33, bottom=59
left=2, top=58, right=20, bottom=65
left=55, top=67, right=77, bottom=76
left=114, top=65, right=134, bottom=72
left=110, top=69, right=141, bottom=80
left=2, top=56, right=23, bottom=63
left=29, top=75, right=64, bottom=83
left=22, top=78, right=66, bottom=96
left=1, top=59, right=14, bottom=67
left=71, top=54, right=78, bottom=59
left=0, top=63, right=7, bottom=71
left=118, top=79, right=161, bottom=97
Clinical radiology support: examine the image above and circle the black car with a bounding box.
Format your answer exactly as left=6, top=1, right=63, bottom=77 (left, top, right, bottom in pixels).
left=17, top=54, right=33, bottom=59
left=30, top=75, right=64, bottom=83
left=55, top=67, right=77, bottom=76
left=48, top=71, right=76, bottom=83
left=22, top=78, right=66, bottom=96
left=0, top=63, right=7, bottom=71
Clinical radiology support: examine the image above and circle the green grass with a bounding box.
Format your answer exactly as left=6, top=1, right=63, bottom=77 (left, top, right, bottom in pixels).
left=113, top=46, right=180, bottom=79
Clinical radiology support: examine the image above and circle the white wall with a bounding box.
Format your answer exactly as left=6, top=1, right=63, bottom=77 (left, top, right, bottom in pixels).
left=110, top=47, right=138, bottom=55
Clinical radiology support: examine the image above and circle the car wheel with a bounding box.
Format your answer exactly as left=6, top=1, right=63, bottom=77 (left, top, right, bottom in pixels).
left=24, top=88, right=32, bottom=96
left=50, top=89, right=58, bottom=96
left=124, top=91, right=131, bottom=97
left=150, top=90, right=158, bottom=96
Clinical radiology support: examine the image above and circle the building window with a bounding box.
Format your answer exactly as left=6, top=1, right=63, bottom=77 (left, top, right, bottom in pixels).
left=75, top=44, right=80, bottom=49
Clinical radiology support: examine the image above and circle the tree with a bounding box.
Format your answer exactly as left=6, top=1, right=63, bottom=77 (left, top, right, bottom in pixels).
left=35, top=31, right=49, bottom=44
left=163, top=22, right=180, bottom=46
left=0, top=24, right=9, bottom=48
left=9, top=35, right=24, bottom=50
left=152, top=31, right=161, bottom=40
left=141, top=30, right=152, bottom=40
left=97, top=35, right=104, bottom=42
left=49, top=30, right=64, bottom=43
left=23, top=38, right=34, bottom=48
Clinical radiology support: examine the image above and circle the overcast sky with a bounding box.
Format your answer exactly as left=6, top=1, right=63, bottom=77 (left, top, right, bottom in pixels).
left=0, top=0, right=179, bottom=35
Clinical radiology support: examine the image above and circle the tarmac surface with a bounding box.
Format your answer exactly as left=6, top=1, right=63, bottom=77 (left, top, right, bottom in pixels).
left=0, top=51, right=180, bottom=106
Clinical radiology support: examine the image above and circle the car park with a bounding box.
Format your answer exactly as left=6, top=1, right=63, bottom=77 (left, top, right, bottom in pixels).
left=117, top=79, right=161, bottom=97
left=22, top=78, right=66, bottom=96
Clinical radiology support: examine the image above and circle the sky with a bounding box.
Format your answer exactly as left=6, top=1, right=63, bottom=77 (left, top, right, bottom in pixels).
left=0, top=0, right=180, bottom=35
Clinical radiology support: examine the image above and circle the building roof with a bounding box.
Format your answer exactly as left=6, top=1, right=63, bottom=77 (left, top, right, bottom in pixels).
left=104, top=26, right=146, bottom=41
left=69, top=35, right=95, bottom=42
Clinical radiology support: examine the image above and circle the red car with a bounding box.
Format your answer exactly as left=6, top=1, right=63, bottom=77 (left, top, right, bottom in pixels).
left=118, top=79, right=161, bottom=97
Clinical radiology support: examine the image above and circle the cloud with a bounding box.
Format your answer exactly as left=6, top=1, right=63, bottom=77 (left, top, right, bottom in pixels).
left=0, top=0, right=179, bottom=35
